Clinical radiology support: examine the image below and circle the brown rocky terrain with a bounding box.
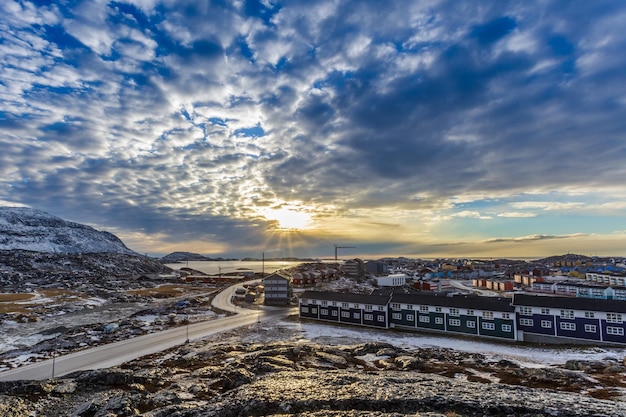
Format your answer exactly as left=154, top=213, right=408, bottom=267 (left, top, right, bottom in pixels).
left=1, top=327, right=625, bottom=417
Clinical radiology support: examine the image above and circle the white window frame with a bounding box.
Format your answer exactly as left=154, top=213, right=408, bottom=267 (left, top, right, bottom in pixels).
left=482, top=322, right=495, bottom=330
left=541, top=320, right=552, bottom=328
left=560, top=322, right=576, bottom=331
left=607, top=313, right=623, bottom=323
left=519, top=318, right=533, bottom=326
left=519, top=307, right=532, bottom=316
left=584, top=324, right=596, bottom=333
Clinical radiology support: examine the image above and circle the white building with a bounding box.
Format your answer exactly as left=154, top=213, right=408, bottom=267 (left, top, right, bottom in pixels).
left=375, top=273, right=407, bottom=287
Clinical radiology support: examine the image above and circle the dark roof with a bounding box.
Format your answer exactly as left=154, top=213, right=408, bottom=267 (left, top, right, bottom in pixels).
left=264, top=271, right=291, bottom=280
left=513, top=293, right=626, bottom=313
left=300, top=290, right=391, bottom=306
left=390, top=292, right=515, bottom=312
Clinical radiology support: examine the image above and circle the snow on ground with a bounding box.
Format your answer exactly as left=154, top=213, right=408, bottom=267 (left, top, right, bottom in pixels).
left=246, top=318, right=626, bottom=368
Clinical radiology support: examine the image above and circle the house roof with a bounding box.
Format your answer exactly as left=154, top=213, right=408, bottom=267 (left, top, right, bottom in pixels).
left=299, top=290, right=391, bottom=306
left=264, top=271, right=291, bottom=280
left=513, top=293, right=626, bottom=313
left=390, top=292, right=515, bottom=312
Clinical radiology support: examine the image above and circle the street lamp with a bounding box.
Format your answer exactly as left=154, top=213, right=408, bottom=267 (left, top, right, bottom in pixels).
left=51, top=336, right=58, bottom=379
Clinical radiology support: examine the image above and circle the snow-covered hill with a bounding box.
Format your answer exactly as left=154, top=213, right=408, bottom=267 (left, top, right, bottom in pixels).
left=0, top=207, right=136, bottom=255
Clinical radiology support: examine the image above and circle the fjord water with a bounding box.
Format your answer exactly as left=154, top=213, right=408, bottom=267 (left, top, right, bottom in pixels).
left=164, top=260, right=305, bottom=276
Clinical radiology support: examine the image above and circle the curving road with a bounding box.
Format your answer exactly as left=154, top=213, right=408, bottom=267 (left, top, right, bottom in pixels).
left=0, top=282, right=295, bottom=381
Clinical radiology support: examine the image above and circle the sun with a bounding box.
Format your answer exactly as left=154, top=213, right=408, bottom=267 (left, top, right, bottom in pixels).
left=260, top=206, right=313, bottom=230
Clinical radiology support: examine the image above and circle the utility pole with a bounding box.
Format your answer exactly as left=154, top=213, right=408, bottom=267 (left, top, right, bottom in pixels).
left=334, top=244, right=355, bottom=267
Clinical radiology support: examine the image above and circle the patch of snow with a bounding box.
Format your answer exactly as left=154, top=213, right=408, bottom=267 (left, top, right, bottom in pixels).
left=293, top=321, right=626, bottom=367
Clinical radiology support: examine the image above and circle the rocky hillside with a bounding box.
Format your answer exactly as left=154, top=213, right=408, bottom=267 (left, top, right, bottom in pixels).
left=0, top=207, right=172, bottom=279
left=160, top=252, right=215, bottom=263
left=0, top=207, right=136, bottom=255
left=1, top=340, right=624, bottom=417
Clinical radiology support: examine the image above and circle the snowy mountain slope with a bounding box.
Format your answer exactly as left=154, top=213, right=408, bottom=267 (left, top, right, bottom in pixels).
left=0, top=207, right=137, bottom=255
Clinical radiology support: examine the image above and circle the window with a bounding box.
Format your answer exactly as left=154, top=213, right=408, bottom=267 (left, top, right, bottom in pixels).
left=467, top=309, right=474, bottom=316
left=607, top=326, right=625, bottom=336
left=301, top=299, right=308, bottom=305
left=391, top=303, right=401, bottom=310
left=311, top=308, right=317, bottom=314
left=419, top=315, right=430, bottom=323
left=519, top=307, right=532, bottom=316
left=482, top=322, right=495, bottom=330
left=406, top=314, right=414, bottom=321
left=560, top=322, right=576, bottom=331
left=364, top=313, right=373, bottom=321
left=449, top=319, right=461, bottom=326
left=332, top=302, right=337, bottom=307
left=341, top=311, right=350, bottom=318
left=435, top=317, right=443, bottom=324
left=342, top=302, right=349, bottom=308
left=406, top=304, right=414, bottom=310
left=420, top=305, right=429, bottom=313
left=435, top=307, right=442, bottom=313
left=301, top=306, right=309, bottom=313
left=584, top=324, right=596, bottom=333
left=482, top=311, right=494, bottom=320
left=607, top=313, right=623, bottom=323
left=377, top=315, right=385, bottom=322
left=392, top=313, right=402, bottom=320
left=502, top=324, right=512, bottom=332
left=353, top=312, right=360, bottom=319
left=541, top=308, right=550, bottom=315
left=353, top=304, right=359, bottom=309
left=584, top=311, right=595, bottom=319
left=321, top=300, right=328, bottom=306
left=560, top=309, right=574, bottom=319
left=449, top=308, right=460, bottom=317
left=365, top=305, right=373, bottom=311
left=321, top=308, right=328, bottom=315
left=502, top=313, right=511, bottom=320
left=467, top=320, right=476, bottom=328
left=519, top=318, right=534, bottom=326
left=331, top=310, right=338, bottom=316
left=377, top=306, right=384, bottom=311
left=541, top=320, right=552, bottom=328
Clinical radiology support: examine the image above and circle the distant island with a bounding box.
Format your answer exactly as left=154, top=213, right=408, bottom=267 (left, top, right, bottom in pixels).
left=159, top=252, right=317, bottom=264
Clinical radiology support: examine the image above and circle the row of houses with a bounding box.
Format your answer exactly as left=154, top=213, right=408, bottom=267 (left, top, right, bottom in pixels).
left=298, top=290, right=626, bottom=346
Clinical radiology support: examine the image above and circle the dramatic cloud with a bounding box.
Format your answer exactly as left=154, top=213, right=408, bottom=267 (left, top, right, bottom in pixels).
left=1, top=0, right=626, bottom=258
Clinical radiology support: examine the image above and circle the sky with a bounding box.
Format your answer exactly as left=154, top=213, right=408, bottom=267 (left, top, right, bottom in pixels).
left=1, top=0, right=626, bottom=260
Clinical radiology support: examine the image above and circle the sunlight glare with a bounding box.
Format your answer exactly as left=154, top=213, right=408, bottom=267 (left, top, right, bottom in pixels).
left=261, top=207, right=312, bottom=230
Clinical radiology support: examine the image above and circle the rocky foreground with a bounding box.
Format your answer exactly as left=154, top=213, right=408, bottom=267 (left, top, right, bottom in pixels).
left=1, top=339, right=625, bottom=417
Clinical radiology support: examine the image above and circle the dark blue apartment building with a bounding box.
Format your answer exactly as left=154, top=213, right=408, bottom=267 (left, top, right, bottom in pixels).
left=512, top=293, right=626, bottom=345
left=299, top=290, right=626, bottom=346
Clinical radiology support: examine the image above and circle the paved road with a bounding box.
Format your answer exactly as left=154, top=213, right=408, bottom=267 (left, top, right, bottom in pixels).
left=0, top=282, right=294, bottom=381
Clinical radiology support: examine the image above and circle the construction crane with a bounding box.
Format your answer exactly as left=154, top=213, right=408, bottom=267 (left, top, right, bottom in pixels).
left=334, top=244, right=356, bottom=264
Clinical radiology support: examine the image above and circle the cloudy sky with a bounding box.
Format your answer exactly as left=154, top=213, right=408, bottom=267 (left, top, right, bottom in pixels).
left=2, top=0, right=626, bottom=259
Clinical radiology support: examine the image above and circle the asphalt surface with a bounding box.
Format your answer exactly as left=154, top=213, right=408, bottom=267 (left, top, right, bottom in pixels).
left=0, top=282, right=294, bottom=381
